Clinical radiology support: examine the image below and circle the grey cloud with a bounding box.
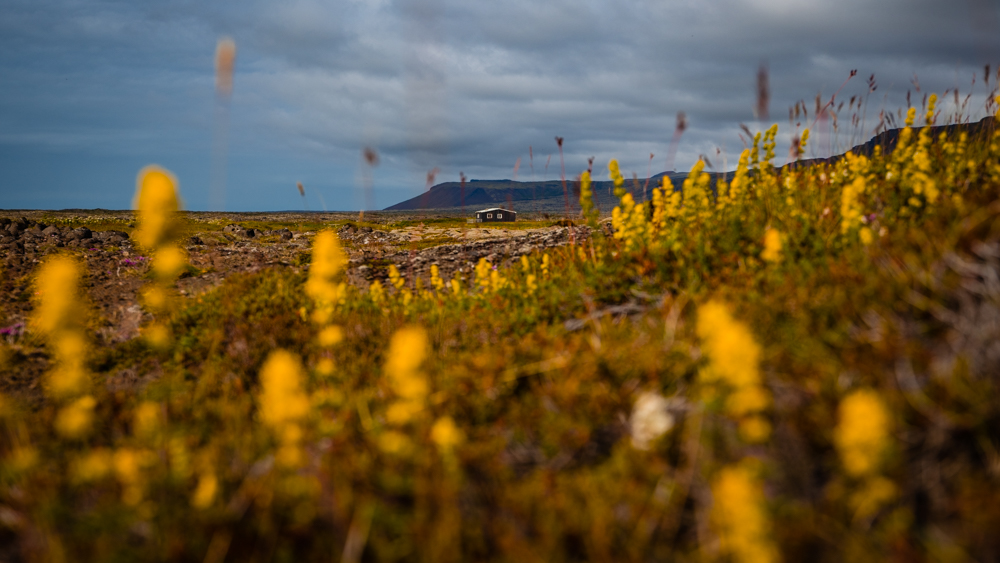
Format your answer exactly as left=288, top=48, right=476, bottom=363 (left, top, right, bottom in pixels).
left=1, top=0, right=998, bottom=210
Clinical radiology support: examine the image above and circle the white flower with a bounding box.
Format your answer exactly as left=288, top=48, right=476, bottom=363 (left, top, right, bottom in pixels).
left=630, top=392, right=674, bottom=450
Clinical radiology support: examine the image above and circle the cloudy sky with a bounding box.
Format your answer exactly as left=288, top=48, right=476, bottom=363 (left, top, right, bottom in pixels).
left=2, top=0, right=999, bottom=211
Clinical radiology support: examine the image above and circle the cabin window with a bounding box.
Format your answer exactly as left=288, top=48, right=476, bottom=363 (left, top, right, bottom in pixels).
left=497, top=213, right=503, bottom=218
left=487, top=214, right=492, bottom=218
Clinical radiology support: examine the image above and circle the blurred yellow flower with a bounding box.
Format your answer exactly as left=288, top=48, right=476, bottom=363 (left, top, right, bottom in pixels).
left=317, top=325, right=344, bottom=347
left=835, top=389, right=892, bottom=477
left=191, top=472, right=218, bottom=509
left=697, top=300, right=771, bottom=443
left=55, top=395, right=96, bottom=439
left=379, top=430, right=413, bottom=455
left=152, top=245, right=187, bottom=281
left=32, top=255, right=81, bottom=335
left=133, top=166, right=180, bottom=250
left=259, top=350, right=310, bottom=430
left=71, top=449, right=113, bottom=483
left=761, top=229, right=782, bottom=262
left=431, top=416, right=464, bottom=452
left=711, top=461, right=779, bottom=563
left=133, top=401, right=162, bottom=439
left=384, top=326, right=430, bottom=426
left=144, top=323, right=171, bottom=350
left=306, top=231, right=347, bottom=309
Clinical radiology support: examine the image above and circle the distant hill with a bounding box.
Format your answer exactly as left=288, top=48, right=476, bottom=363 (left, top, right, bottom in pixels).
left=384, top=116, right=995, bottom=213
left=383, top=173, right=698, bottom=213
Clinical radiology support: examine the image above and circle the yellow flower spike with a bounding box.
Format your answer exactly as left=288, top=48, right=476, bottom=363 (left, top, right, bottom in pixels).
left=431, top=416, right=464, bottom=453
left=48, top=332, right=88, bottom=399
left=306, top=231, right=347, bottom=309
left=144, top=323, right=171, bottom=350
left=579, top=170, right=597, bottom=224
left=761, top=228, right=783, bottom=262
left=258, top=350, right=310, bottom=430
left=904, top=107, right=917, bottom=127
left=55, top=395, right=97, bottom=439
left=141, top=286, right=169, bottom=311
left=840, top=176, right=865, bottom=235
left=385, top=327, right=428, bottom=396
left=449, top=277, right=462, bottom=297
left=541, top=253, right=551, bottom=278
left=859, top=227, right=874, bottom=245
left=834, top=389, right=892, bottom=477
left=369, top=279, right=386, bottom=304
left=133, top=401, right=162, bottom=439
left=316, top=357, right=335, bottom=376
left=520, top=255, right=530, bottom=273
left=430, top=264, right=445, bottom=292
left=134, top=166, right=180, bottom=250
left=711, top=461, right=779, bottom=563
left=475, top=258, right=492, bottom=291
left=71, top=449, right=113, bottom=483
left=191, top=473, right=219, bottom=509
left=387, top=264, right=405, bottom=291
left=152, top=245, right=187, bottom=281
left=697, top=301, right=771, bottom=442
left=925, top=93, right=937, bottom=126
left=608, top=159, right=625, bottom=197
left=32, top=255, right=82, bottom=335
left=800, top=128, right=810, bottom=151
left=317, top=325, right=344, bottom=347
left=379, top=430, right=413, bottom=455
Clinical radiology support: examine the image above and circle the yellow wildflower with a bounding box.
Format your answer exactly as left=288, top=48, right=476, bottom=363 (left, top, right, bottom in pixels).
left=840, top=177, right=865, bottom=235
left=384, top=326, right=429, bottom=425
left=379, top=430, right=413, bottom=455
left=258, top=350, right=310, bottom=429
left=387, top=264, right=405, bottom=292
left=71, top=448, right=113, bottom=483
left=431, top=416, right=464, bottom=453
left=475, top=258, right=492, bottom=291
left=430, top=264, right=445, bottom=292
left=608, top=159, right=626, bottom=198
left=133, top=401, right=162, bottom=439
left=579, top=170, right=597, bottom=224
left=369, top=279, right=386, bottom=304
left=317, top=325, right=344, bottom=347
left=761, top=228, right=782, bottom=262
left=152, top=245, right=187, bottom=281
left=54, top=395, right=96, bottom=439
left=697, top=301, right=771, bottom=442
left=834, top=389, right=892, bottom=477
left=133, top=166, right=180, bottom=250
left=31, top=255, right=81, bottom=335
left=711, top=461, right=779, bottom=563
left=48, top=332, right=88, bottom=399
left=925, top=93, right=937, bottom=125
left=306, top=231, right=347, bottom=308
left=191, top=472, right=219, bottom=509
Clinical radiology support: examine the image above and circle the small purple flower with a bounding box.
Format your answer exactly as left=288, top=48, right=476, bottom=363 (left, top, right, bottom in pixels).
left=867, top=213, right=877, bottom=222
left=0, top=322, right=25, bottom=337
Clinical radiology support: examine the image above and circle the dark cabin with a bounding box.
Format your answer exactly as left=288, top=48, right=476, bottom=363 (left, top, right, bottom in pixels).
left=474, top=208, right=516, bottom=223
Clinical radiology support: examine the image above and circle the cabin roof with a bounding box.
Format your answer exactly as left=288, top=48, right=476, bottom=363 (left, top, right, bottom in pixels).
left=475, top=208, right=515, bottom=214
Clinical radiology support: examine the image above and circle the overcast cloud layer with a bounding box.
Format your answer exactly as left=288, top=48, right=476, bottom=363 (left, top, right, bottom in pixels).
left=2, top=0, right=999, bottom=211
